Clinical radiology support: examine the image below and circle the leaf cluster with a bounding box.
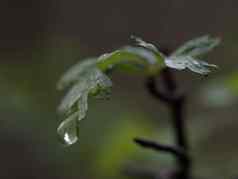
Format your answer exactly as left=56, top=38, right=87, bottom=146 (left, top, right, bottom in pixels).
left=57, top=35, right=220, bottom=145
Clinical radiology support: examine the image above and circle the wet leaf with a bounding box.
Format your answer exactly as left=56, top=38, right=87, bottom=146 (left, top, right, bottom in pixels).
left=58, top=68, right=111, bottom=114
left=166, top=35, right=220, bottom=75
left=56, top=35, right=220, bottom=146
left=57, top=67, right=112, bottom=145
left=97, top=46, right=163, bottom=74
left=131, top=35, right=165, bottom=63
left=172, top=35, right=220, bottom=57
left=57, top=58, right=97, bottom=90
left=165, top=56, right=218, bottom=75
left=131, top=35, right=159, bottom=53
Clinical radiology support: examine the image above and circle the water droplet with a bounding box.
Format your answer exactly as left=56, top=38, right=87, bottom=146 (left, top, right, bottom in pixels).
left=57, top=112, right=78, bottom=146
left=63, top=132, right=78, bottom=145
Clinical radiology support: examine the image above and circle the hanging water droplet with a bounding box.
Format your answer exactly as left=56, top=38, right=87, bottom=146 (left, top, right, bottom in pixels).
left=57, top=67, right=113, bottom=146
left=57, top=112, right=78, bottom=146
left=63, top=132, right=78, bottom=145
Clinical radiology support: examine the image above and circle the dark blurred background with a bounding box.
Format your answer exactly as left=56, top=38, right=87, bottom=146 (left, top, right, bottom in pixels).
left=0, top=0, right=238, bottom=178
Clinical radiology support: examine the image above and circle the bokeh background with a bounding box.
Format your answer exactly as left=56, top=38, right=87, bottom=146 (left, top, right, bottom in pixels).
left=0, top=0, right=238, bottom=178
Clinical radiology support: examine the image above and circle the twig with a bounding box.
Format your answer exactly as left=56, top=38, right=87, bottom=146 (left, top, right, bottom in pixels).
left=160, top=68, right=190, bottom=179
left=143, top=68, right=191, bottom=179
left=160, top=68, right=188, bottom=150
left=134, top=138, right=189, bottom=165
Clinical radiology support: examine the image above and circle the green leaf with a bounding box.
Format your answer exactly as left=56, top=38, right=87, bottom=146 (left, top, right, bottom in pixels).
left=89, top=70, right=112, bottom=99
left=97, top=46, right=163, bottom=75
left=165, top=56, right=218, bottom=75
left=58, top=75, right=89, bottom=114
left=172, top=35, right=220, bottom=57
left=131, top=35, right=165, bottom=63
left=166, top=35, right=220, bottom=74
left=57, top=58, right=97, bottom=90
left=58, top=68, right=112, bottom=114
left=56, top=35, right=220, bottom=146
left=57, top=67, right=112, bottom=145
left=131, top=35, right=159, bottom=53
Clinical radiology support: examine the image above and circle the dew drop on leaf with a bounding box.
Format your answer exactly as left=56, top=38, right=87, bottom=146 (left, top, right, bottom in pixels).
left=57, top=112, right=78, bottom=146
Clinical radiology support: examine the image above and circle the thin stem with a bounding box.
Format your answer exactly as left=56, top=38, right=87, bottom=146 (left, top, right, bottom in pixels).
left=145, top=68, right=191, bottom=179
left=161, top=68, right=190, bottom=176
left=160, top=68, right=188, bottom=149
left=134, top=138, right=189, bottom=164
left=171, top=96, right=188, bottom=150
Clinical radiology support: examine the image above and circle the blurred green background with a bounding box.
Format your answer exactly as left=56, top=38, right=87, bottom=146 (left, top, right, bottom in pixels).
left=0, top=0, right=238, bottom=178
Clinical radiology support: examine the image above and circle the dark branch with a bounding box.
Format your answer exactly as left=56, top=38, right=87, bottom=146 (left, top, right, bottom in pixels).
left=146, top=75, right=184, bottom=104
left=145, top=68, right=191, bottom=179
left=146, top=76, right=173, bottom=103
left=134, top=138, right=189, bottom=164
left=160, top=68, right=189, bottom=151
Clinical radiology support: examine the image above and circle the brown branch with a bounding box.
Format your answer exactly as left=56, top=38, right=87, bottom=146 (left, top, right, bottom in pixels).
left=143, top=68, right=191, bottom=179
left=160, top=68, right=188, bottom=150
left=134, top=138, right=189, bottom=165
